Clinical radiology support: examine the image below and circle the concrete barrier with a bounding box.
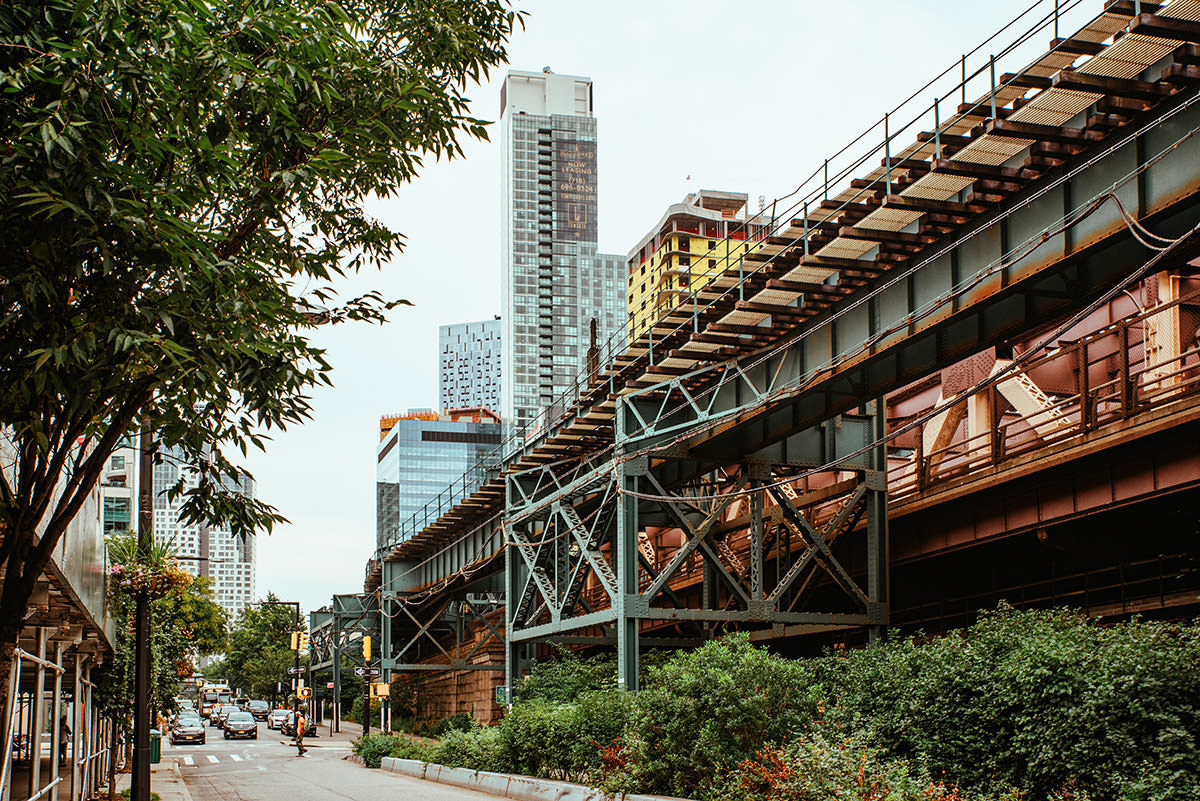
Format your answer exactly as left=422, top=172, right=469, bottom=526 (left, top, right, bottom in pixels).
left=377, top=756, right=689, bottom=801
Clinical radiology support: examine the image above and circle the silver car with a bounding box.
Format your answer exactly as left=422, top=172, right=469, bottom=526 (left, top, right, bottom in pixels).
left=266, top=708, right=290, bottom=730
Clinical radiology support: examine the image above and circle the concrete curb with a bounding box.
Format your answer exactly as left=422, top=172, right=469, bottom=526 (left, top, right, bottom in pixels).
left=378, top=756, right=690, bottom=801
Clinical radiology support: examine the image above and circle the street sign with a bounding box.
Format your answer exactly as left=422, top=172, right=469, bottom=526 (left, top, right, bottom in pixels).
left=326, top=682, right=334, bottom=689
left=353, top=667, right=380, bottom=677
left=288, top=666, right=307, bottom=675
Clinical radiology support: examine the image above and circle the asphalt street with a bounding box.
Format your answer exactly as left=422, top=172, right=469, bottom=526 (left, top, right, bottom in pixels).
left=171, top=721, right=497, bottom=801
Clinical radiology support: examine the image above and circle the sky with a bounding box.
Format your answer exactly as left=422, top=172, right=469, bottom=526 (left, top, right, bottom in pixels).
left=241, top=0, right=1097, bottom=614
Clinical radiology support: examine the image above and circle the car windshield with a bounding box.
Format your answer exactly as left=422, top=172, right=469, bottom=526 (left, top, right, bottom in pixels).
left=227, top=713, right=253, bottom=723
left=248, top=700, right=268, bottom=709
left=269, top=710, right=288, bottom=716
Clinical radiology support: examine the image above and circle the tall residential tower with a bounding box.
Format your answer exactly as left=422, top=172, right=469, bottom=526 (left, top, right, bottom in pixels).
left=499, top=69, right=626, bottom=433
left=439, top=317, right=502, bottom=413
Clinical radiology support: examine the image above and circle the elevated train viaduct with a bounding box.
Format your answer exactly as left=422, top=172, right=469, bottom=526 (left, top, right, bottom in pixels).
left=314, top=0, right=1200, bottom=722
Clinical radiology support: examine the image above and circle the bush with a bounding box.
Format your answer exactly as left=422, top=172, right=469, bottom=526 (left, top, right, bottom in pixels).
left=622, top=634, right=823, bottom=799
left=346, top=608, right=1200, bottom=801
left=492, top=690, right=632, bottom=784
left=727, top=728, right=1014, bottom=801
left=351, top=732, right=400, bottom=768
left=434, top=726, right=504, bottom=773
left=519, top=647, right=616, bottom=703
left=389, top=734, right=437, bottom=762
left=815, top=605, right=1200, bottom=799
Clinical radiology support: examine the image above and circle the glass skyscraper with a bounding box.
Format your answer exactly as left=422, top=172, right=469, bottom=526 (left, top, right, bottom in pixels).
left=499, top=69, right=626, bottom=433
left=375, top=409, right=503, bottom=549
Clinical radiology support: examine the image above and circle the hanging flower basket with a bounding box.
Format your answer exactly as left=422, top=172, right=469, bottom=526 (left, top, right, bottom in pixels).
left=107, top=559, right=192, bottom=600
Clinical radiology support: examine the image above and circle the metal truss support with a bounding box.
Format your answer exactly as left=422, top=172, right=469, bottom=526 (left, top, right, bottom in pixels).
left=503, top=402, right=891, bottom=691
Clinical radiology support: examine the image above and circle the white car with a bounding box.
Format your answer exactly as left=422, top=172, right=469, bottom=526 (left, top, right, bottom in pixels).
left=266, top=709, right=290, bottom=730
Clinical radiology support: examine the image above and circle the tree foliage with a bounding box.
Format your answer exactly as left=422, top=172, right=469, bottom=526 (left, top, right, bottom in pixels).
left=0, top=0, right=520, bottom=734
left=213, top=594, right=302, bottom=701
left=94, top=533, right=228, bottom=726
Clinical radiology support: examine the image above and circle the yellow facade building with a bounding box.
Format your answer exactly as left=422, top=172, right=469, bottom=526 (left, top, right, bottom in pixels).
left=626, top=190, right=771, bottom=340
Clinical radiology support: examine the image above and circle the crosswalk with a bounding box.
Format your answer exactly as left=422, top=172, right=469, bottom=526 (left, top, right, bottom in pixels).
left=179, top=753, right=256, bottom=767
left=177, top=743, right=351, bottom=768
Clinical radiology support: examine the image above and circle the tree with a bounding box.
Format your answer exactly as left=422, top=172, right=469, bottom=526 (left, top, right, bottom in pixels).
left=219, top=594, right=302, bottom=700
left=0, top=0, right=520, bottom=736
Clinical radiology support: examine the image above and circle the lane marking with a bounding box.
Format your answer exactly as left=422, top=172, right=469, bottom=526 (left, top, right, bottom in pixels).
left=229, top=754, right=242, bottom=762
left=206, top=755, right=219, bottom=764
left=182, top=756, right=194, bottom=766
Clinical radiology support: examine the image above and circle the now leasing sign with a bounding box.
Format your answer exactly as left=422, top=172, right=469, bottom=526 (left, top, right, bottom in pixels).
left=553, top=136, right=596, bottom=243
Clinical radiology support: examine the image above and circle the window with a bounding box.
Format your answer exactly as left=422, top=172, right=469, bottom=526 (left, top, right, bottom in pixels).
left=111, top=455, right=125, bottom=469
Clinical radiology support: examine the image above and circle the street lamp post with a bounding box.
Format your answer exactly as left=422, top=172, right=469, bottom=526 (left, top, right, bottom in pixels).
left=132, top=423, right=153, bottom=801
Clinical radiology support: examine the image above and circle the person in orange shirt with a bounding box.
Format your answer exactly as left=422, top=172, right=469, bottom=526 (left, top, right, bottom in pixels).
left=293, top=710, right=307, bottom=756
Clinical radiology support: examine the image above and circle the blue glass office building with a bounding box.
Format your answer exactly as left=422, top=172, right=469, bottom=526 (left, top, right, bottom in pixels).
left=376, top=410, right=503, bottom=549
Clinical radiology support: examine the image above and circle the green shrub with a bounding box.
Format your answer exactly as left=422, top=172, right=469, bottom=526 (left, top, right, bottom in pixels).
left=519, top=647, right=616, bottom=703
left=351, top=732, right=400, bottom=768
left=622, top=634, right=823, bottom=799
left=389, top=734, right=437, bottom=762
left=815, top=605, right=1200, bottom=799
left=434, top=726, right=504, bottom=772
left=492, top=690, right=632, bottom=784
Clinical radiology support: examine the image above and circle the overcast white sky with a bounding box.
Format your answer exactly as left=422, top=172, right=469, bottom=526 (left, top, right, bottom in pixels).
left=240, top=0, right=1096, bottom=614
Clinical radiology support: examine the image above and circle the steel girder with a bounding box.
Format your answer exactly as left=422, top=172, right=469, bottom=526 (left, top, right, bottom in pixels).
left=503, top=402, right=889, bottom=691
left=381, top=588, right=506, bottom=673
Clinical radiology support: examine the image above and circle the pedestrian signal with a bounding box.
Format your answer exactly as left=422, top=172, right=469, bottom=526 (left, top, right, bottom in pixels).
left=297, top=687, right=312, bottom=699
left=370, top=682, right=389, bottom=699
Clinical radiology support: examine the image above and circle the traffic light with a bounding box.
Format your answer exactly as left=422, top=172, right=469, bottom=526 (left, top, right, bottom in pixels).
left=362, top=635, right=371, bottom=660
left=290, top=632, right=299, bottom=650
left=299, top=632, right=309, bottom=652
left=297, top=687, right=312, bottom=699
left=370, top=682, right=389, bottom=699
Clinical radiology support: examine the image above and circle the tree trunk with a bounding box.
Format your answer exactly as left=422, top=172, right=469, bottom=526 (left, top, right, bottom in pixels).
left=0, top=616, right=24, bottom=754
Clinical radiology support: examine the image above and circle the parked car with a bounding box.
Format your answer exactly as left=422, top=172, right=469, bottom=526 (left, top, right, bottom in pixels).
left=279, top=711, right=316, bottom=738
left=246, top=700, right=270, bottom=721
left=222, top=712, right=258, bottom=740
left=266, top=709, right=289, bottom=730
left=169, top=717, right=206, bottom=745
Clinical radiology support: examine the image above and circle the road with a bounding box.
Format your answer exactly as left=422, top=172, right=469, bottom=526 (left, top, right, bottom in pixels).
left=171, top=721, right=497, bottom=801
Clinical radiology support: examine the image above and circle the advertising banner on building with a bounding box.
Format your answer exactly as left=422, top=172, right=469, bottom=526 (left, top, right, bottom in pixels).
left=554, top=135, right=597, bottom=242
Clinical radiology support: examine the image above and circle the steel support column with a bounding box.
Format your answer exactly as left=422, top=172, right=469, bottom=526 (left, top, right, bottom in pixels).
left=867, top=399, right=890, bottom=642
left=615, top=456, right=641, bottom=693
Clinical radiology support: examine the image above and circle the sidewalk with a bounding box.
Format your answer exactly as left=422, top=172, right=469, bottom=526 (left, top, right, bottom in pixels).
left=112, top=758, right=193, bottom=801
